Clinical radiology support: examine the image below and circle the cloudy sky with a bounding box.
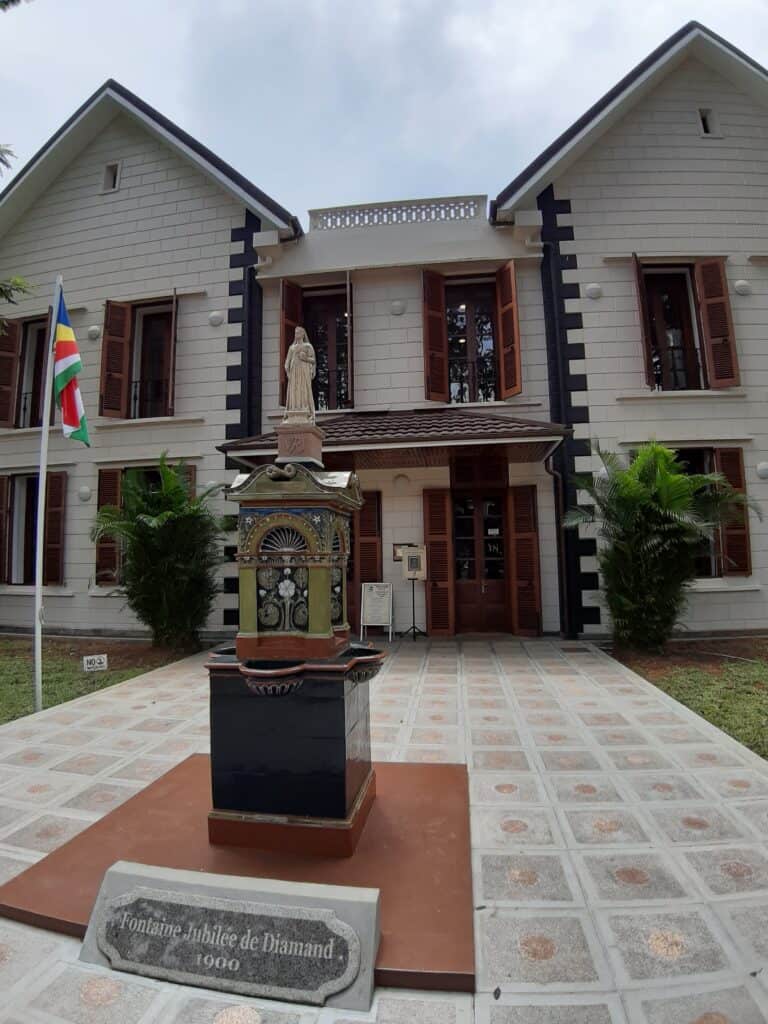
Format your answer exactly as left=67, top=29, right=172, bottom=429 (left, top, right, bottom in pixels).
left=2, top=0, right=768, bottom=224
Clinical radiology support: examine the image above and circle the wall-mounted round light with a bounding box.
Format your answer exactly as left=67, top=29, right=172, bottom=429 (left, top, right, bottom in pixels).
left=205, top=480, right=220, bottom=491
left=734, top=280, right=751, bottom=296
left=390, top=300, right=406, bottom=316
left=393, top=473, right=411, bottom=494
left=208, top=310, right=224, bottom=327
left=595, top=466, right=610, bottom=481
left=756, top=462, right=768, bottom=480
left=87, top=325, right=101, bottom=341
left=77, top=485, right=92, bottom=502
left=584, top=283, right=602, bottom=300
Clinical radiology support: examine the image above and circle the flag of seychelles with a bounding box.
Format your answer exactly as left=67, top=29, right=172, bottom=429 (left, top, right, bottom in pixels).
left=53, top=293, right=90, bottom=446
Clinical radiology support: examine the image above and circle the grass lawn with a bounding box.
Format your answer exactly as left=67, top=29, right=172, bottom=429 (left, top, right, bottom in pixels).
left=617, top=638, right=768, bottom=760
left=0, top=636, right=182, bottom=726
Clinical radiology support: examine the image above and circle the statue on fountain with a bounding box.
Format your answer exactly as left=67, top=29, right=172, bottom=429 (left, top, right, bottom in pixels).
left=283, top=326, right=316, bottom=423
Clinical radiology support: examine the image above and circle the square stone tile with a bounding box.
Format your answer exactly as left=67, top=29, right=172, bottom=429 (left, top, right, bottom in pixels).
left=647, top=725, right=710, bottom=745
left=575, top=851, right=692, bottom=903
left=522, top=711, right=570, bottom=726
left=648, top=806, right=748, bottom=844
left=673, top=747, right=747, bottom=770
left=591, top=729, right=649, bottom=747
left=625, top=774, right=706, bottom=802
left=0, top=747, right=63, bottom=769
left=167, top=994, right=306, bottom=1023
left=413, top=709, right=458, bottom=726
left=63, top=783, right=141, bottom=814
left=1, top=813, right=89, bottom=853
left=472, top=808, right=561, bottom=848
left=598, top=906, right=735, bottom=984
left=562, top=808, right=652, bottom=846
left=0, top=802, right=35, bottom=832
left=0, top=852, right=33, bottom=884
left=476, top=908, right=611, bottom=990
left=472, top=750, right=530, bottom=772
left=408, top=727, right=459, bottom=746
left=547, top=775, right=625, bottom=804
left=145, top=735, right=205, bottom=758
left=51, top=753, right=122, bottom=776
left=0, top=918, right=61, bottom=992
left=606, top=749, right=675, bottom=772
left=469, top=774, right=546, bottom=804
left=578, top=713, right=629, bottom=727
left=0, top=773, right=78, bottom=806
left=683, top=845, right=768, bottom=896
left=29, top=964, right=162, bottom=1023
left=698, top=770, right=768, bottom=800
left=470, top=729, right=521, bottom=747
left=531, top=731, right=585, bottom=747
left=475, top=993, right=627, bottom=1024
left=375, top=992, right=472, bottom=1023
left=108, top=757, right=176, bottom=783
left=47, top=728, right=102, bottom=749
left=91, top=732, right=155, bottom=754
left=635, top=711, right=686, bottom=725
left=539, top=751, right=603, bottom=773
left=626, top=983, right=768, bottom=1024
left=478, top=852, right=580, bottom=904
left=718, top=899, right=768, bottom=961
left=730, top=799, right=768, bottom=837
left=401, top=747, right=461, bottom=764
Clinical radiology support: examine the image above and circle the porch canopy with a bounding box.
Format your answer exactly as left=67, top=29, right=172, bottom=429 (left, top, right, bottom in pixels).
left=219, top=407, right=569, bottom=471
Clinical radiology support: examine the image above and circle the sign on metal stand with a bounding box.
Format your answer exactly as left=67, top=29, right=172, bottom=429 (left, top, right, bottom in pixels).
left=360, top=582, right=393, bottom=643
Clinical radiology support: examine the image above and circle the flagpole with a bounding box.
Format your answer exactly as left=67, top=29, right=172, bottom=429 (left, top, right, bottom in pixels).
left=33, top=274, right=63, bottom=714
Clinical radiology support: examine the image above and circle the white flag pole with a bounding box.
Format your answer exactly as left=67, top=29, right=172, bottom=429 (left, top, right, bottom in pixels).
left=33, top=274, right=63, bottom=714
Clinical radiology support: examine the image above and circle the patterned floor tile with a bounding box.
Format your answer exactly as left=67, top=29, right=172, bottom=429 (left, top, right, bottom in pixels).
left=625, top=774, right=706, bottom=802
left=673, top=747, right=747, bottom=770
left=606, top=749, right=676, bottom=772
left=547, top=775, right=625, bottom=804
left=167, top=994, right=308, bottom=1023
left=574, top=851, right=692, bottom=903
left=472, top=751, right=530, bottom=772
left=63, top=783, right=141, bottom=814
left=625, top=982, right=768, bottom=1024
left=478, top=852, right=580, bottom=904
left=51, top=752, right=122, bottom=776
left=1, top=813, right=89, bottom=853
left=716, top=899, right=768, bottom=961
left=474, top=993, right=627, bottom=1024
left=28, top=963, right=163, bottom=1023
left=698, top=771, right=768, bottom=799
left=539, top=751, right=603, bottom=773
left=472, top=808, right=561, bottom=848
left=648, top=806, right=748, bottom=844
left=561, top=808, right=653, bottom=846
left=469, top=774, right=546, bottom=805
left=683, top=845, right=768, bottom=896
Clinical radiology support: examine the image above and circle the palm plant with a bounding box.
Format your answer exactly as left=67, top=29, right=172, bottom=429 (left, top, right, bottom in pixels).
left=565, top=442, right=758, bottom=651
left=91, top=455, right=225, bottom=650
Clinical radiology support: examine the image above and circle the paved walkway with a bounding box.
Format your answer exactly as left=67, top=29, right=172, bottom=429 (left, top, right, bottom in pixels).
left=0, top=639, right=766, bottom=1022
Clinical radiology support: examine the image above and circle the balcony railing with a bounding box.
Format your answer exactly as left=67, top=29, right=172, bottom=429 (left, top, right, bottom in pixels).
left=309, top=195, right=486, bottom=231
left=18, top=391, right=41, bottom=429
left=130, top=378, right=170, bottom=419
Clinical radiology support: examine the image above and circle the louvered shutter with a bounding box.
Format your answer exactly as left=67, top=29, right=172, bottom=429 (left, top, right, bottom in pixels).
left=345, top=270, right=354, bottom=407
left=423, top=489, right=455, bottom=635
left=508, top=485, right=542, bottom=635
left=0, top=319, right=21, bottom=427
left=0, top=476, right=9, bottom=583
left=43, top=471, right=67, bottom=585
left=715, top=448, right=751, bottom=575
left=495, top=261, right=522, bottom=398
left=349, top=491, right=382, bottom=632
left=422, top=271, right=449, bottom=402
left=280, top=280, right=303, bottom=407
left=182, top=462, right=196, bottom=498
left=95, top=468, right=123, bottom=585
left=99, top=301, right=133, bottom=417
left=167, top=289, right=178, bottom=416
left=632, top=253, right=656, bottom=388
left=694, top=258, right=739, bottom=388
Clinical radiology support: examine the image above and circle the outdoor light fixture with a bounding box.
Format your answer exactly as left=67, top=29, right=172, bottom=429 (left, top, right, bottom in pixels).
left=77, top=485, right=92, bottom=502
left=734, top=280, right=751, bottom=295
left=208, top=311, right=224, bottom=327
left=87, top=325, right=101, bottom=341
left=585, top=283, right=603, bottom=299
left=390, top=300, right=406, bottom=316
left=757, top=462, right=768, bottom=480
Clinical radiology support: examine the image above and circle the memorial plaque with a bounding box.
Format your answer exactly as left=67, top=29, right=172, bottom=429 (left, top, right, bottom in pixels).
left=81, top=862, right=379, bottom=1010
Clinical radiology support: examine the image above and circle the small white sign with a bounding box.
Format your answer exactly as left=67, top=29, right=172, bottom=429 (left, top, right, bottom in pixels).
left=83, top=654, right=109, bottom=673
left=360, top=582, right=393, bottom=642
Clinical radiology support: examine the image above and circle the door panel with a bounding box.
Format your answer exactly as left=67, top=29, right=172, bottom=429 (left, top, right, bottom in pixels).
left=454, top=492, right=507, bottom=632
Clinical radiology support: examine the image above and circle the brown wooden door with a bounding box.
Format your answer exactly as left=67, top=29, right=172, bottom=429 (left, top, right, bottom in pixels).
left=453, top=492, right=507, bottom=632
left=138, top=311, right=172, bottom=418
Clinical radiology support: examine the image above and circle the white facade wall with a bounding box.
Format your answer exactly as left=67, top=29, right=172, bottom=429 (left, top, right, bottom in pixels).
left=0, top=113, right=262, bottom=635
left=553, top=58, right=768, bottom=633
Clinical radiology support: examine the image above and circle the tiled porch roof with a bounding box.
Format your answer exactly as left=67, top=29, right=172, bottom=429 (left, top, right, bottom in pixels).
left=221, top=407, right=569, bottom=454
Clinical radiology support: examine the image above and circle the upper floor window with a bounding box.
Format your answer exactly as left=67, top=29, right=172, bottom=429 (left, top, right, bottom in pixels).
left=422, top=261, right=521, bottom=404
left=99, top=297, right=177, bottom=419
left=0, top=316, right=54, bottom=429
left=633, top=256, right=739, bottom=391
left=280, top=279, right=353, bottom=411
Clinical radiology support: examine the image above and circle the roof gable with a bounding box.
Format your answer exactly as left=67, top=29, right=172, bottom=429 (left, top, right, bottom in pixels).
left=0, top=79, right=301, bottom=241
left=491, top=22, right=768, bottom=219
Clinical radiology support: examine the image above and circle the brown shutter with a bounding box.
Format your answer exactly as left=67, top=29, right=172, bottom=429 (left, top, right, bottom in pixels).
left=714, top=448, right=751, bottom=575
left=495, top=260, right=522, bottom=398
left=632, top=253, right=656, bottom=388
left=43, top=471, right=67, bottom=585
left=346, top=270, right=354, bottom=407
left=99, top=301, right=133, bottom=417
left=0, top=319, right=21, bottom=427
left=423, top=489, right=455, bottom=636
left=508, top=485, right=542, bottom=635
left=167, top=289, right=178, bottom=416
left=694, top=258, right=739, bottom=388
left=0, top=476, right=9, bottom=584
left=349, top=491, right=382, bottom=631
left=422, top=270, right=449, bottom=402
left=182, top=462, right=196, bottom=498
left=95, top=468, right=123, bottom=585
left=280, top=280, right=303, bottom=406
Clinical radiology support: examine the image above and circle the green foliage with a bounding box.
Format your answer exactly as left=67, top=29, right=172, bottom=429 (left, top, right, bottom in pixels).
left=91, top=455, right=225, bottom=649
left=0, top=144, right=31, bottom=331
left=565, top=442, right=758, bottom=651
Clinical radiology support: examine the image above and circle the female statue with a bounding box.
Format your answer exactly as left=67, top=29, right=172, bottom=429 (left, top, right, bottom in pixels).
left=284, top=326, right=316, bottom=422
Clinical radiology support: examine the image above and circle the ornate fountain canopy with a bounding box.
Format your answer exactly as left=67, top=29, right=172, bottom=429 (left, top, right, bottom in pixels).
left=228, top=462, right=363, bottom=513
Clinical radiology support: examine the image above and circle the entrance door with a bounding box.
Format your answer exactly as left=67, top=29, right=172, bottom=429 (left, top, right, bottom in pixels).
left=453, top=492, right=507, bottom=632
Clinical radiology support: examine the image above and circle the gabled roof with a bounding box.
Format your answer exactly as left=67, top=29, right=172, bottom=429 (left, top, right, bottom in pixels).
left=0, top=79, right=302, bottom=240
left=491, top=21, right=768, bottom=220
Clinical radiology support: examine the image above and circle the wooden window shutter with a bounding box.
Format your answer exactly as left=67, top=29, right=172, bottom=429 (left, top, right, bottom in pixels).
left=346, top=270, right=354, bottom=407
left=422, top=271, right=449, bottom=402
left=99, top=301, right=133, bottom=417
left=423, top=489, right=455, bottom=636
left=714, top=448, right=751, bottom=575
left=280, top=280, right=303, bottom=406
left=0, top=319, right=22, bottom=427
left=632, top=253, right=656, bottom=388
left=694, top=258, right=739, bottom=388
left=495, top=260, right=522, bottom=398
left=182, top=462, right=196, bottom=498
left=167, top=289, right=178, bottom=416
left=508, top=485, right=542, bottom=635
left=349, top=491, right=382, bottom=631
left=43, top=471, right=67, bottom=585
left=95, top=468, right=123, bottom=585
left=0, top=476, right=9, bottom=584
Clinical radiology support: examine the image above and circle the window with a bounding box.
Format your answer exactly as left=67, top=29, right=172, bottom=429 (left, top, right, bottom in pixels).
left=698, top=108, right=720, bottom=137
left=0, top=316, right=53, bottom=429
left=0, top=471, right=67, bottom=585
left=422, top=261, right=521, bottom=403
left=102, top=162, right=121, bottom=193
left=677, top=447, right=751, bottom=577
left=99, top=297, right=177, bottom=419
left=634, top=255, right=739, bottom=391
left=280, top=279, right=353, bottom=411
